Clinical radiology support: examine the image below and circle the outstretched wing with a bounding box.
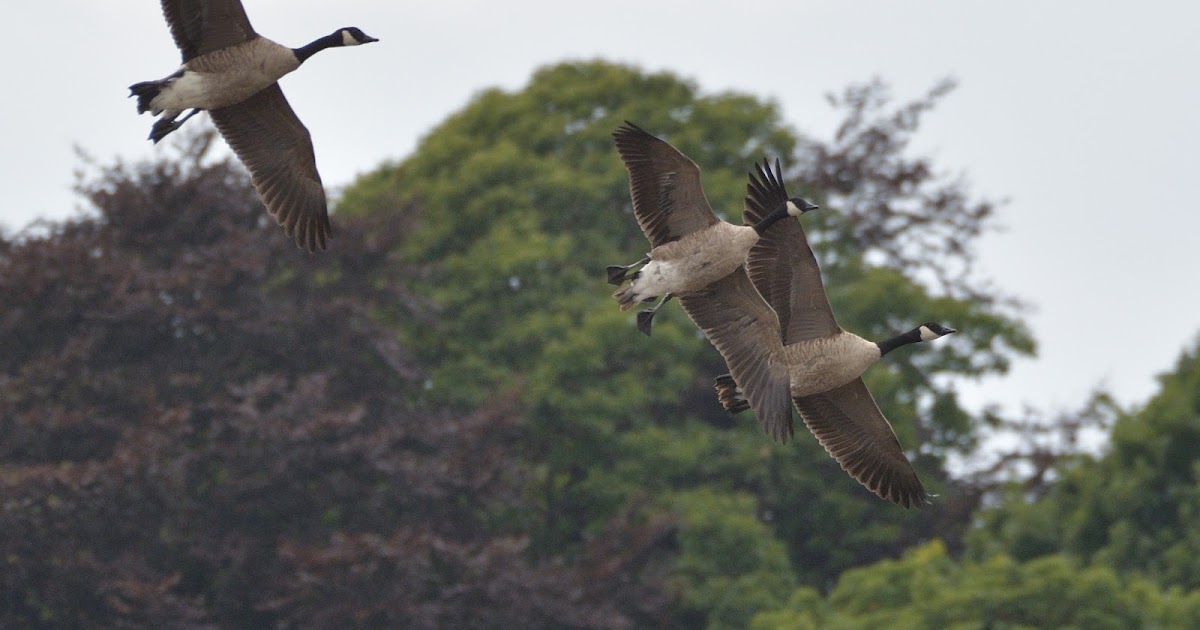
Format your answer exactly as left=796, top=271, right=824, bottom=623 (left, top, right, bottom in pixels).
left=792, top=378, right=929, bottom=508
left=209, top=84, right=331, bottom=252
left=743, top=158, right=839, bottom=345
left=161, top=0, right=257, bottom=62
left=613, top=122, right=720, bottom=247
left=678, top=269, right=794, bottom=441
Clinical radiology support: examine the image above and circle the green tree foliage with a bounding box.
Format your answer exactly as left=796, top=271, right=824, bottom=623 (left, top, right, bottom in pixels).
left=973, top=338, right=1200, bottom=590
left=0, top=133, right=673, bottom=628
left=669, top=489, right=798, bottom=629
left=339, top=60, right=1033, bottom=595
left=751, top=541, right=1200, bottom=629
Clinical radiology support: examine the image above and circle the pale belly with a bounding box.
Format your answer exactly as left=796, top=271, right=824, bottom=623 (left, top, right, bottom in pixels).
left=150, top=39, right=298, bottom=113
left=624, top=224, right=757, bottom=302
left=152, top=68, right=280, bottom=112
left=784, top=334, right=881, bottom=397
left=630, top=254, right=743, bottom=299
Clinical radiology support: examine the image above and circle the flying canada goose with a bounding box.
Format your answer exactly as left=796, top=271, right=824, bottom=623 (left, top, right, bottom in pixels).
left=128, top=0, right=378, bottom=252
left=678, top=159, right=956, bottom=507
left=608, top=122, right=819, bottom=335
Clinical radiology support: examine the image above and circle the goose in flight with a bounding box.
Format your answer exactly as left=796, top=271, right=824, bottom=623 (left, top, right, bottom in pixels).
left=608, top=122, right=818, bottom=335
left=679, top=159, right=956, bottom=507
left=129, top=0, right=378, bottom=251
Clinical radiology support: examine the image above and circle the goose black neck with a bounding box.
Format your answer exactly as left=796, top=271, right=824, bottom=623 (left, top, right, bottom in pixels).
left=293, top=33, right=342, bottom=63
left=752, top=202, right=791, bottom=235
left=876, top=328, right=923, bottom=357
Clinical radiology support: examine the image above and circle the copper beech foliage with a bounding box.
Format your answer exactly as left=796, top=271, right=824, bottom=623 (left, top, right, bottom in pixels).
left=0, top=132, right=674, bottom=628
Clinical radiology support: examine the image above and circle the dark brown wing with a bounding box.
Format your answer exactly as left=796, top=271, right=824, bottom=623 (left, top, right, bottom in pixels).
left=613, top=122, right=720, bottom=247
left=161, top=0, right=257, bottom=62
left=792, top=378, right=929, bottom=507
left=209, top=84, right=331, bottom=252
left=744, top=158, right=839, bottom=345
left=677, top=269, right=794, bottom=442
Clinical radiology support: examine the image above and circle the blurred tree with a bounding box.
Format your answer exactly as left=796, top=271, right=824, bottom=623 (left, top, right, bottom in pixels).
left=668, top=489, right=798, bottom=629
left=743, top=342, right=1200, bottom=630
left=0, top=58, right=1046, bottom=628
left=751, top=541, right=1200, bottom=629
left=971, top=338, right=1200, bottom=590
left=0, top=131, right=673, bottom=628
left=338, top=60, right=1034, bottom=592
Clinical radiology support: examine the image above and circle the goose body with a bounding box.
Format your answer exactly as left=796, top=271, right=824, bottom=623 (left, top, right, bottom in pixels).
left=780, top=332, right=884, bottom=397
left=129, top=0, right=378, bottom=251
left=678, top=159, right=956, bottom=507
left=144, top=38, right=299, bottom=114
left=616, top=221, right=761, bottom=305
left=608, top=122, right=818, bottom=334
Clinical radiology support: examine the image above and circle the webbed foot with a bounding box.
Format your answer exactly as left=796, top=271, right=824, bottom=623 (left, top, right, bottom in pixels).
left=605, top=256, right=650, bottom=285
left=713, top=374, right=750, bottom=414
left=149, top=119, right=182, bottom=144
left=636, top=310, right=655, bottom=336
left=635, top=293, right=673, bottom=336
left=148, top=108, right=200, bottom=144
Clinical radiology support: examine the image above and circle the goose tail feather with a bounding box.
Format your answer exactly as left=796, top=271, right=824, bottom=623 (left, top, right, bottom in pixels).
left=128, top=80, right=163, bottom=114
left=613, top=285, right=639, bottom=311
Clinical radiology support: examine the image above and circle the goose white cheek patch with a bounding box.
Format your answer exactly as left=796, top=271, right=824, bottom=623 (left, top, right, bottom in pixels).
left=918, top=325, right=939, bottom=341
left=786, top=200, right=800, bottom=215
left=342, top=31, right=357, bottom=46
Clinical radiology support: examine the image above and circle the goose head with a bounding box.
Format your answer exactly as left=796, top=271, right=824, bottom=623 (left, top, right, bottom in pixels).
left=338, top=27, right=380, bottom=46
left=917, top=322, right=957, bottom=342
left=753, top=196, right=820, bottom=235
left=785, top=197, right=820, bottom=216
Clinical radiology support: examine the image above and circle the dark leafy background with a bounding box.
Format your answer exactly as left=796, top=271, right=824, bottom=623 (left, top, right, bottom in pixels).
left=3, top=62, right=1197, bottom=628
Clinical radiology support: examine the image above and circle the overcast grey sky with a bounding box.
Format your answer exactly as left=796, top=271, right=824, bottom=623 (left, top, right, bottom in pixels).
left=4, top=1, right=1199, bottom=423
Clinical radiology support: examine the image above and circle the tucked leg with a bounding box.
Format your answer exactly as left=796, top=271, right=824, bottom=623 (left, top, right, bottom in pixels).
left=149, top=108, right=201, bottom=144
left=713, top=373, right=750, bottom=414
left=606, top=256, right=649, bottom=285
